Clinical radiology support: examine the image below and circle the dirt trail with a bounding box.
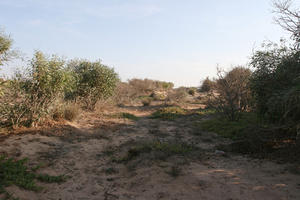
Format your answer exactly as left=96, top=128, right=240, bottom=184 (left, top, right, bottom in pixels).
left=0, top=106, right=299, bottom=200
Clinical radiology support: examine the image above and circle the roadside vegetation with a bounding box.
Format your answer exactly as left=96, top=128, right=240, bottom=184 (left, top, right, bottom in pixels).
left=0, top=0, right=299, bottom=198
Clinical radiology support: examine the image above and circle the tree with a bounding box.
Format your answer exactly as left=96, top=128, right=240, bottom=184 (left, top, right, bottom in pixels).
left=273, top=0, right=300, bottom=49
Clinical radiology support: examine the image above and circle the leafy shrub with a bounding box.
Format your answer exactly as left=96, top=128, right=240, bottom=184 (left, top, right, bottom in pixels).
left=250, top=41, right=300, bottom=124
left=1, top=51, right=73, bottom=128
left=70, top=61, right=119, bottom=110
left=209, top=67, right=252, bottom=121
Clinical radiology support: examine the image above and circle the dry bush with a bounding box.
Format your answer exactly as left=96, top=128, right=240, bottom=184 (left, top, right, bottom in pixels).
left=52, top=101, right=81, bottom=122
left=208, top=67, right=252, bottom=121
left=63, top=103, right=81, bottom=121
left=128, top=79, right=174, bottom=97
left=112, top=82, right=137, bottom=106
left=141, top=97, right=153, bottom=106
left=128, top=79, right=156, bottom=96
left=165, top=88, right=187, bottom=105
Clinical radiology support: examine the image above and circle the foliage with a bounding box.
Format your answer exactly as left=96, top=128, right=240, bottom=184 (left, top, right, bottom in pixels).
left=250, top=41, right=300, bottom=124
left=199, top=112, right=258, bottom=139
left=208, top=67, right=252, bottom=121
left=70, top=61, right=119, bottom=110
left=0, top=156, right=66, bottom=197
left=0, top=51, right=72, bottom=128
left=151, top=106, right=186, bottom=120
left=200, top=77, right=216, bottom=92
left=0, top=30, right=12, bottom=66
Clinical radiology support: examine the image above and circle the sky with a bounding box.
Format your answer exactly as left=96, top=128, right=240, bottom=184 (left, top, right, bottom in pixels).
left=0, top=0, right=291, bottom=87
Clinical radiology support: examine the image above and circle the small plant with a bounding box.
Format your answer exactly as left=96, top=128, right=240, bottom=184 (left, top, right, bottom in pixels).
left=151, top=106, right=186, bottom=120
left=198, top=112, right=257, bottom=139
left=63, top=103, right=80, bottom=121
left=52, top=103, right=80, bottom=122
left=0, top=156, right=66, bottom=198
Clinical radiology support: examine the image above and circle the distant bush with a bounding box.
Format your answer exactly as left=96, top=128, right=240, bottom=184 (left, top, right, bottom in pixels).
left=200, top=77, right=216, bottom=92
left=166, top=88, right=187, bottom=104
left=112, top=82, right=137, bottom=106
left=128, top=79, right=174, bottom=96
left=209, top=67, right=252, bottom=121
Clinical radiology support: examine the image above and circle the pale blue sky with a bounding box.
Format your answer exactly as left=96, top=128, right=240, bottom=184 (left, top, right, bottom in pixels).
left=0, top=0, right=290, bottom=86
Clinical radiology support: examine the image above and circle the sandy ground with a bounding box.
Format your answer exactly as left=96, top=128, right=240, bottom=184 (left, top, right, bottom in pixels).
left=0, top=105, right=299, bottom=200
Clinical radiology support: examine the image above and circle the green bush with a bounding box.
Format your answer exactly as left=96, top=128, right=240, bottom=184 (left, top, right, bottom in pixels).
left=70, top=61, right=119, bottom=110
left=250, top=42, right=300, bottom=124
left=0, top=51, right=73, bottom=128
left=199, top=112, right=257, bottom=139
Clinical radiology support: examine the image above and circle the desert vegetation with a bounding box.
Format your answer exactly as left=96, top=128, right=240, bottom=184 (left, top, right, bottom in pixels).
left=0, top=0, right=299, bottom=199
